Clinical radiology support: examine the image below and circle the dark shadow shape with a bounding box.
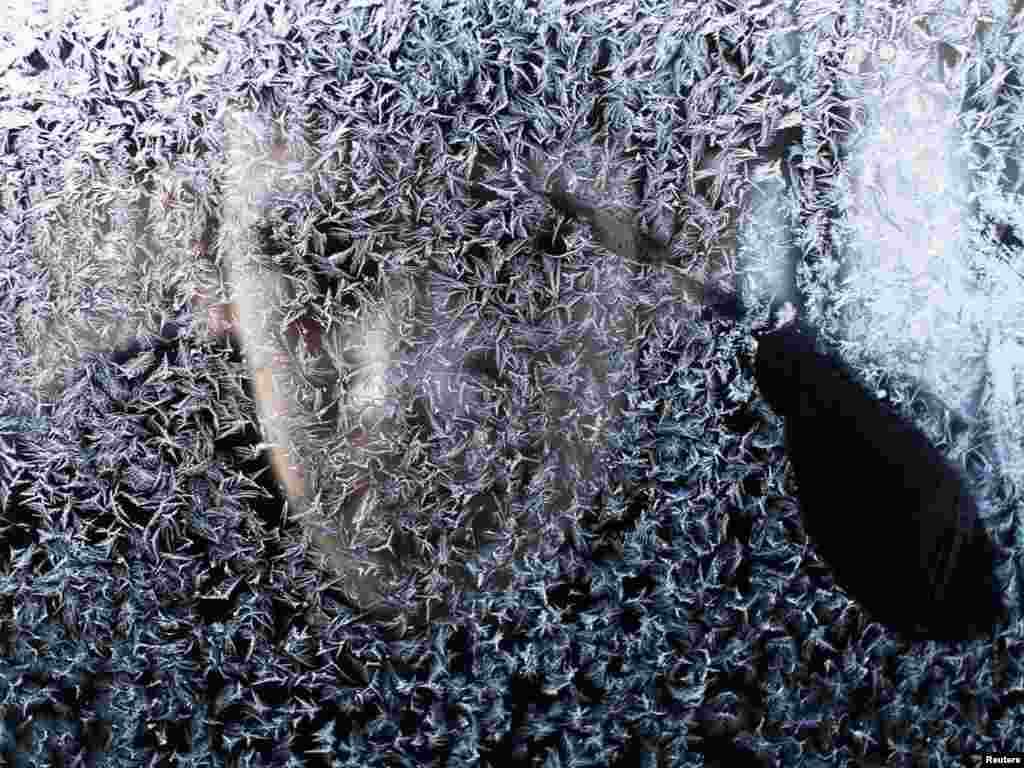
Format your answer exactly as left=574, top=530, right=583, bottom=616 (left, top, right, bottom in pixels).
left=753, top=319, right=1005, bottom=640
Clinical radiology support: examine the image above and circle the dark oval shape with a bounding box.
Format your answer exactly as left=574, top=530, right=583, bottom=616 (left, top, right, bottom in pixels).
left=754, top=320, right=1004, bottom=640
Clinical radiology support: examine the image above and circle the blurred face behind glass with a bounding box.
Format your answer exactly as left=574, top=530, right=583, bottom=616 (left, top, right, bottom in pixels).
left=218, top=112, right=741, bottom=631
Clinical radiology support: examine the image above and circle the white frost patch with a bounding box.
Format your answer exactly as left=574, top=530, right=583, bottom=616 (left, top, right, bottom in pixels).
left=839, top=34, right=1024, bottom=490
